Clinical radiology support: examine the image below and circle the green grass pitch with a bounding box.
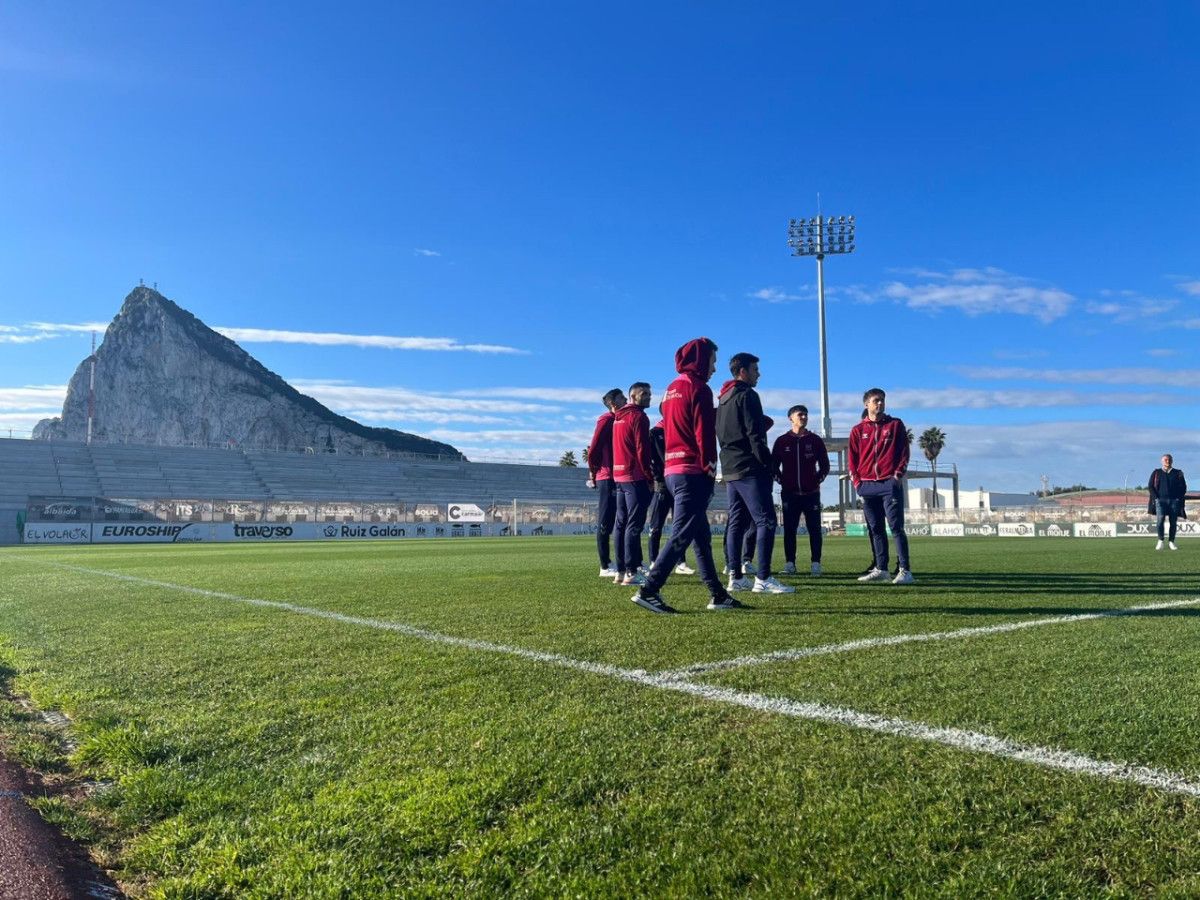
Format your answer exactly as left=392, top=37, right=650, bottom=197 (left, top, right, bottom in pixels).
left=1, top=536, right=1198, bottom=897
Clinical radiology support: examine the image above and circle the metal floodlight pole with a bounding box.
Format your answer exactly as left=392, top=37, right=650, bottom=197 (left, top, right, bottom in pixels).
left=787, top=211, right=855, bottom=440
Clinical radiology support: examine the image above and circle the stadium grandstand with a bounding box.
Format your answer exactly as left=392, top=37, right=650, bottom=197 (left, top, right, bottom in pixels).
left=0, top=437, right=734, bottom=545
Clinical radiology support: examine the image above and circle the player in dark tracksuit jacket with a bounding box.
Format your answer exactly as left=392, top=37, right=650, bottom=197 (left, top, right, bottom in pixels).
left=716, top=353, right=792, bottom=593
left=587, top=388, right=626, bottom=575
left=772, top=404, right=830, bottom=572
left=1147, top=454, right=1188, bottom=546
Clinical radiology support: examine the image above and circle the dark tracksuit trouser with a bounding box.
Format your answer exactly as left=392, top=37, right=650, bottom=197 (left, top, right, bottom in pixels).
left=646, top=474, right=722, bottom=598
left=1156, top=498, right=1182, bottom=541
left=859, top=478, right=910, bottom=572
left=725, top=474, right=777, bottom=579
left=647, top=484, right=689, bottom=564
left=614, top=480, right=651, bottom=573
left=596, top=478, right=616, bottom=568
left=782, top=490, right=823, bottom=563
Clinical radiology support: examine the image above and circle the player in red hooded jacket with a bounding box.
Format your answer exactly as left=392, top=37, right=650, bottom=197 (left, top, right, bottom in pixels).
left=586, top=387, right=625, bottom=576
left=611, top=382, right=655, bottom=585
left=847, top=387, right=913, bottom=584
left=631, top=337, right=740, bottom=614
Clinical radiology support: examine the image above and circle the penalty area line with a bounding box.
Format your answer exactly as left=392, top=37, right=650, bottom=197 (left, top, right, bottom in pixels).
left=32, top=561, right=1200, bottom=800
left=659, top=597, right=1200, bottom=679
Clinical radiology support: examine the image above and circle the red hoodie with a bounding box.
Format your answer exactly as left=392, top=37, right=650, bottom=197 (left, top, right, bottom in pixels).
left=662, top=338, right=717, bottom=477
left=612, top=402, right=652, bottom=482
left=587, top=411, right=615, bottom=480
left=847, top=414, right=909, bottom=486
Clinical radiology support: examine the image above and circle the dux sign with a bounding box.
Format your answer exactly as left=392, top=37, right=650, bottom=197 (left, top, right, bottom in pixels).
left=447, top=503, right=486, bottom=523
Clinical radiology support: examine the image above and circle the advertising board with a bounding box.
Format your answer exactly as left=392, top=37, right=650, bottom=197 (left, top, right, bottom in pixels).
left=1035, top=522, right=1073, bottom=537
left=1073, top=522, right=1117, bottom=538
left=22, top=523, right=93, bottom=544
left=931, top=523, right=965, bottom=537
left=447, top=503, right=486, bottom=523
left=997, top=522, right=1036, bottom=537
left=92, top=522, right=210, bottom=543
left=964, top=524, right=998, bottom=537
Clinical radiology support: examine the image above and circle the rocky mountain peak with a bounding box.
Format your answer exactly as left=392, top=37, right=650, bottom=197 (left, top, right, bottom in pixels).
left=33, top=286, right=464, bottom=459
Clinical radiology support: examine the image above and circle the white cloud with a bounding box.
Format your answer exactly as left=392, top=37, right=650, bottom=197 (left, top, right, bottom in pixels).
left=952, top=366, right=1200, bottom=388
left=215, top=327, right=526, bottom=355
left=878, top=268, right=1074, bottom=323
left=1147, top=349, right=1178, bottom=358
left=1083, top=297, right=1177, bottom=322
left=289, top=381, right=557, bottom=416
left=1177, top=280, right=1200, bottom=296
left=0, top=385, right=68, bottom=410
left=748, top=287, right=810, bottom=303
left=413, top=248, right=442, bottom=257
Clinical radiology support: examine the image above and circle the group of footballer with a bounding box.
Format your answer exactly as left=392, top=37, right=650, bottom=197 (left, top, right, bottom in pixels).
left=586, top=336, right=913, bottom=615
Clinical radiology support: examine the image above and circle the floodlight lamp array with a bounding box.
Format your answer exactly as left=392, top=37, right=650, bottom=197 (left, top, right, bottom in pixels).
left=787, top=214, right=856, bottom=257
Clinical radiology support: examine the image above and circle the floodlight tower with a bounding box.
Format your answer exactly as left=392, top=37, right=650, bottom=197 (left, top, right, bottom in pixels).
left=787, top=211, right=855, bottom=439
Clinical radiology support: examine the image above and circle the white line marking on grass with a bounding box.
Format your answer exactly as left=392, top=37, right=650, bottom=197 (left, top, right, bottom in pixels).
left=31, top=562, right=1200, bottom=799
left=659, top=597, right=1200, bottom=679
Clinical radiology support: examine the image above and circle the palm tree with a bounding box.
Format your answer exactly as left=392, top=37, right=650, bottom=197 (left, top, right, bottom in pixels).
left=559, top=450, right=579, bottom=468
left=918, top=427, right=947, bottom=509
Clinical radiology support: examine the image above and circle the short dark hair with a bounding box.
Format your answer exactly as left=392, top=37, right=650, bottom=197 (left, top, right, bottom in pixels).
left=1163, top=453, right=1174, bottom=463
left=862, top=387, right=886, bottom=403
left=729, top=352, right=759, bottom=377
left=629, top=381, right=650, bottom=395
left=602, top=388, right=624, bottom=408
left=787, top=405, right=808, bottom=418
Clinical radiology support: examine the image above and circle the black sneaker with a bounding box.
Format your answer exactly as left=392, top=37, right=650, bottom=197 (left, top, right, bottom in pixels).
left=631, top=590, right=676, bottom=614
left=707, top=592, right=749, bottom=611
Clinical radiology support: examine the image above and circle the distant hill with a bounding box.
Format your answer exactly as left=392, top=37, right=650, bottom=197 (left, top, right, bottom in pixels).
left=34, top=286, right=463, bottom=459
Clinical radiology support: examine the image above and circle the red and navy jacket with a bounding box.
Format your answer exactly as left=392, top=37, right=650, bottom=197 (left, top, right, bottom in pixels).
left=772, top=430, right=830, bottom=494
left=847, top=414, right=909, bottom=487
left=662, top=338, right=718, bottom=477
left=612, top=402, right=653, bottom=483
left=587, top=411, right=615, bottom=481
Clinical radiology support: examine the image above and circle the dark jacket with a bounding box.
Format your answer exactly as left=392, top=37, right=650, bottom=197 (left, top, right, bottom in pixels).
left=715, top=379, right=772, bottom=480
left=649, top=420, right=666, bottom=485
left=773, top=430, right=830, bottom=494
left=1148, top=468, right=1188, bottom=517
left=662, top=338, right=718, bottom=477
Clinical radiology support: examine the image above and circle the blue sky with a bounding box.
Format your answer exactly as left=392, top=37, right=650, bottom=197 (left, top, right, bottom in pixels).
left=1, top=2, right=1198, bottom=493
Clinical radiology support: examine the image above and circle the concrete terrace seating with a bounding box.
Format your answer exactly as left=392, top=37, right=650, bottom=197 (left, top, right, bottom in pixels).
left=0, top=438, right=729, bottom=543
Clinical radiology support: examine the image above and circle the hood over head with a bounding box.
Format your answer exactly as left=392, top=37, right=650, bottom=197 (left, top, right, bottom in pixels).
left=674, top=337, right=715, bottom=379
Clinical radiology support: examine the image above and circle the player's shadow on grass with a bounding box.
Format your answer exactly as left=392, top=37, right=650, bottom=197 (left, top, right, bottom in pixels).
left=905, top=572, right=1199, bottom=598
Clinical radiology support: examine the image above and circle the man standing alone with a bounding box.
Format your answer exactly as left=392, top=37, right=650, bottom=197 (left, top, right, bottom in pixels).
left=1148, top=453, right=1187, bottom=550
left=772, top=404, right=830, bottom=575
left=632, top=338, right=739, bottom=613
left=848, top=388, right=913, bottom=585
left=716, top=353, right=793, bottom=595
left=587, top=388, right=625, bottom=577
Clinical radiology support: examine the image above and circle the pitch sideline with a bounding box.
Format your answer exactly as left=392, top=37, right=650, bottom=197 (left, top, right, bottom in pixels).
left=13, top=559, right=1200, bottom=800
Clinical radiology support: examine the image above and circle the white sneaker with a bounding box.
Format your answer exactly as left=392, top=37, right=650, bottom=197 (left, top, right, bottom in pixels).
left=857, top=568, right=890, bottom=583
left=753, top=576, right=795, bottom=594
left=892, top=568, right=914, bottom=585
left=727, top=575, right=753, bottom=592
left=600, top=565, right=619, bottom=577
left=1169, top=541, right=1178, bottom=551
left=783, top=561, right=797, bottom=575
left=1155, top=540, right=1164, bottom=551
left=674, top=562, right=696, bottom=575
left=810, top=562, right=822, bottom=576
left=621, top=572, right=647, bottom=586
left=743, top=561, right=757, bottom=576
